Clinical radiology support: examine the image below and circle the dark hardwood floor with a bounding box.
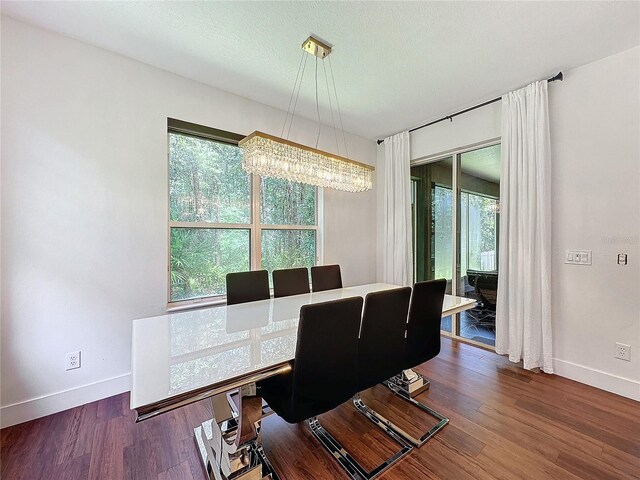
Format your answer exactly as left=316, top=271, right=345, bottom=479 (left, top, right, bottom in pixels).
left=2, top=338, right=639, bottom=479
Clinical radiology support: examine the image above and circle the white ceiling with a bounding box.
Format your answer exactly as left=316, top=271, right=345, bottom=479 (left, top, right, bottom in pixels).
left=2, top=1, right=639, bottom=140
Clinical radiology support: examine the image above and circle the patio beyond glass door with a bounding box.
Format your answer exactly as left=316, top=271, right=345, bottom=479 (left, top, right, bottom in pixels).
left=411, top=143, right=500, bottom=347
left=410, top=157, right=454, bottom=333
left=458, top=145, right=500, bottom=346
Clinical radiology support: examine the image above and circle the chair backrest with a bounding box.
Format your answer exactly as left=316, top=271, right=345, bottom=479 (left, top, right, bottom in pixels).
left=357, top=287, right=412, bottom=392
left=292, top=297, right=363, bottom=407
left=310, top=264, right=343, bottom=292
left=225, top=270, right=270, bottom=306
left=272, top=267, right=310, bottom=298
left=476, top=273, right=498, bottom=310
left=405, top=279, right=447, bottom=369
left=466, top=269, right=482, bottom=287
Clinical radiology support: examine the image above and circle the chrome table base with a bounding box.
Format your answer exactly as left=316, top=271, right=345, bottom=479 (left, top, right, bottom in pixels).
left=194, top=386, right=279, bottom=480
left=308, top=415, right=412, bottom=480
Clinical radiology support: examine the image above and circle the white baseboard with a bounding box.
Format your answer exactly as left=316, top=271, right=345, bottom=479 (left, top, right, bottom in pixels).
left=553, top=359, right=640, bottom=401
left=3, top=361, right=637, bottom=429
left=0, top=373, right=131, bottom=428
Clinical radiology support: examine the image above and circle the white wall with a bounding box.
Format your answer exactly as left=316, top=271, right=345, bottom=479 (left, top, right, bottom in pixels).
left=0, top=17, right=378, bottom=427
left=549, top=46, right=639, bottom=400
left=379, top=46, right=640, bottom=400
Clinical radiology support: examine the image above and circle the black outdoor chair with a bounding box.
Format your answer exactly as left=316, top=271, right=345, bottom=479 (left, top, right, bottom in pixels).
left=466, top=270, right=498, bottom=331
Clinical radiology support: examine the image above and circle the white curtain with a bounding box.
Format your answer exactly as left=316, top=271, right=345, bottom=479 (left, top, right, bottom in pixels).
left=382, top=131, right=413, bottom=286
left=496, top=81, right=553, bottom=373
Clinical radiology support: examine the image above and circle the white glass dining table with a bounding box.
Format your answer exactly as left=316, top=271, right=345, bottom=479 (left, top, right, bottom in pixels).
left=130, top=283, right=476, bottom=480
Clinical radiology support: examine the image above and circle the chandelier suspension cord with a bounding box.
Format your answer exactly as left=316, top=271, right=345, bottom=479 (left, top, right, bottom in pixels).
left=322, top=58, right=340, bottom=155
left=286, top=52, right=309, bottom=140
left=281, top=49, right=306, bottom=138
left=328, top=55, right=349, bottom=159
left=239, top=36, right=375, bottom=193
left=315, top=57, right=321, bottom=149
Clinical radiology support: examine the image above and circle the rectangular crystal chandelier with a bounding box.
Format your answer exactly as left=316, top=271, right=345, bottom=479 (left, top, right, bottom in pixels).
left=239, top=36, right=375, bottom=193
left=240, top=131, right=374, bottom=193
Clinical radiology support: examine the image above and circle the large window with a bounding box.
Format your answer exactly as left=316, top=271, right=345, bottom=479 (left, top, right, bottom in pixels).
left=168, top=120, right=319, bottom=306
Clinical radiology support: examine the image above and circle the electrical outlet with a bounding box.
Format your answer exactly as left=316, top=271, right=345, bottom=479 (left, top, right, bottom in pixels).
left=66, top=351, right=81, bottom=370
left=615, top=343, right=631, bottom=362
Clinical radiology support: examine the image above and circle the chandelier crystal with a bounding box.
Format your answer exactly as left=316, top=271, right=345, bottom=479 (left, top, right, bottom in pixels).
left=239, top=36, right=374, bottom=193
left=240, top=132, right=373, bottom=193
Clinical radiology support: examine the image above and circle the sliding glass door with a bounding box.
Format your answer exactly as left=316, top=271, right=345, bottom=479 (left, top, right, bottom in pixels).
left=411, top=143, right=500, bottom=347
left=411, top=156, right=454, bottom=334
left=458, top=145, right=500, bottom=346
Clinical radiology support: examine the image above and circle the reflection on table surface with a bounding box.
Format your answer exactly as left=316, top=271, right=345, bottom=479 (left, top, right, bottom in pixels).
left=131, top=283, right=476, bottom=410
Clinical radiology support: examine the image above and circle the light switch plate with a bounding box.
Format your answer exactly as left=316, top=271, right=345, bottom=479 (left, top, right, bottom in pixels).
left=565, top=250, right=592, bottom=265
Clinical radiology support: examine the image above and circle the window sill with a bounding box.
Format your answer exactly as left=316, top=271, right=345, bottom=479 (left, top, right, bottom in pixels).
left=167, top=297, right=227, bottom=313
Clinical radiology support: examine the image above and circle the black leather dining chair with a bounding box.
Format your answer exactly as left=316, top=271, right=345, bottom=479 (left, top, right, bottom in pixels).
left=260, top=297, right=411, bottom=479
left=351, top=288, right=418, bottom=459
left=272, top=267, right=310, bottom=298
left=405, top=279, right=447, bottom=369
left=310, top=264, right=343, bottom=292
left=383, top=279, right=450, bottom=446
left=356, top=288, right=412, bottom=392
left=226, top=270, right=270, bottom=305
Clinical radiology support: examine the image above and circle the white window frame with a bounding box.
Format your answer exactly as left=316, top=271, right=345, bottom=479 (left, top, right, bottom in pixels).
left=167, top=119, right=322, bottom=310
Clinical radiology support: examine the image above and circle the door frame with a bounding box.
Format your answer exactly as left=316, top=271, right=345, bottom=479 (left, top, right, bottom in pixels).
left=410, top=138, right=501, bottom=349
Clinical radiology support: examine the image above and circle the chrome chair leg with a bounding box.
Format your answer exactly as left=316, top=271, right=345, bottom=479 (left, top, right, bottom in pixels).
left=308, top=415, right=412, bottom=480
left=363, top=376, right=449, bottom=447
left=352, top=393, right=433, bottom=447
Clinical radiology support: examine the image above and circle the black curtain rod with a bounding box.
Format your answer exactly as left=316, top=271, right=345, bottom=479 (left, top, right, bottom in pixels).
left=376, top=71, right=563, bottom=145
